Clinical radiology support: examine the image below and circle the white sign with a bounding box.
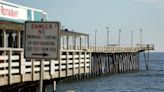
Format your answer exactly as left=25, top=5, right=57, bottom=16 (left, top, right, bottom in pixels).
left=24, top=21, right=60, bottom=59
left=0, top=4, right=27, bottom=20
left=18, top=8, right=27, bottom=20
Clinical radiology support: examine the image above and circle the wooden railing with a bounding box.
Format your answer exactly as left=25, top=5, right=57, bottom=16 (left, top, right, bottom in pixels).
left=0, top=48, right=90, bottom=86
left=0, top=44, right=154, bottom=86
left=61, top=44, right=154, bottom=53
left=137, top=44, right=154, bottom=51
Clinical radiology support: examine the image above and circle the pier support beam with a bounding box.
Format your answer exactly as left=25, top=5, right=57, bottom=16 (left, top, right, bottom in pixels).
left=44, top=81, right=56, bottom=92
left=90, top=52, right=140, bottom=76
left=144, top=52, right=149, bottom=70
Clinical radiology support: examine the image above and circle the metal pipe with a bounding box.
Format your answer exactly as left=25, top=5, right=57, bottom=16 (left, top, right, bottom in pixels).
left=40, top=59, right=44, bottom=92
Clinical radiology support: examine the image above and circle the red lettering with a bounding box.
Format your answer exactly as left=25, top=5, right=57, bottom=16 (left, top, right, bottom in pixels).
left=31, top=23, right=35, bottom=29
left=1, top=6, right=18, bottom=17
left=31, top=23, right=52, bottom=30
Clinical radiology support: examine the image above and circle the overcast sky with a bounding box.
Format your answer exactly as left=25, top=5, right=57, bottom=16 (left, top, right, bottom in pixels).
left=5, top=0, right=164, bottom=52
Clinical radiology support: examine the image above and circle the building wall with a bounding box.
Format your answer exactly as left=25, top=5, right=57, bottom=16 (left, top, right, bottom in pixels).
left=0, top=0, right=48, bottom=22
left=0, top=0, right=48, bottom=48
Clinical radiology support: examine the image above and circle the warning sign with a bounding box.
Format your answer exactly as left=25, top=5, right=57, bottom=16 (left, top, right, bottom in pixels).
left=24, top=21, right=60, bottom=59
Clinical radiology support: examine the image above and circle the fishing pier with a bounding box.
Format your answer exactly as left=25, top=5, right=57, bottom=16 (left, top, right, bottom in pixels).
left=0, top=25, right=154, bottom=92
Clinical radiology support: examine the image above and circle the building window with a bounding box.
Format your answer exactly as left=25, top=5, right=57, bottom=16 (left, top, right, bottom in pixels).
left=27, top=10, right=32, bottom=20
left=34, top=11, right=42, bottom=21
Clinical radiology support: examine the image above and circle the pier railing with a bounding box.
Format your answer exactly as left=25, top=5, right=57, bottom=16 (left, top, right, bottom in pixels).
left=61, top=44, right=154, bottom=53
left=0, top=44, right=153, bottom=86
left=137, top=44, right=154, bottom=51
left=0, top=48, right=90, bottom=86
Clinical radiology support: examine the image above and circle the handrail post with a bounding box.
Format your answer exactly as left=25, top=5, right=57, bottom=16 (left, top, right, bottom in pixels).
left=32, top=59, right=35, bottom=81
left=72, top=51, right=75, bottom=75
left=84, top=51, right=86, bottom=74
left=20, top=51, right=25, bottom=82
left=80, top=37, right=82, bottom=50
left=50, top=60, right=55, bottom=78
left=8, top=50, right=12, bottom=85
left=89, top=52, right=92, bottom=74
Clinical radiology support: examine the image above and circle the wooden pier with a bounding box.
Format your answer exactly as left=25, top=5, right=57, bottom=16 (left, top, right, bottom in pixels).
left=0, top=26, right=154, bottom=92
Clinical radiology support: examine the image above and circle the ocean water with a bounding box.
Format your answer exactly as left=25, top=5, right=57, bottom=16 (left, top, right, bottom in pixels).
left=56, top=52, right=164, bottom=92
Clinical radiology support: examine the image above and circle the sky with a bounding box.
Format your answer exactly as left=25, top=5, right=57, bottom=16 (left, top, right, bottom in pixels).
left=5, top=0, right=164, bottom=52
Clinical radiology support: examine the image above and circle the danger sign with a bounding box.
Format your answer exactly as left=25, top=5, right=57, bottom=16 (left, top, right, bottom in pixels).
left=24, top=21, right=60, bottom=59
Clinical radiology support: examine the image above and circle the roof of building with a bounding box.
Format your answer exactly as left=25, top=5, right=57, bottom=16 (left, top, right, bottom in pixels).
left=0, top=0, right=47, bottom=14
left=60, top=29, right=89, bottom=37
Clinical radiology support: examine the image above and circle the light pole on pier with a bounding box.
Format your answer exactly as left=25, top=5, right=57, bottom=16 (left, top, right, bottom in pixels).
left=118, top=29, right=121, bottom=46
left=140, top=29, right=142, bottom=46
left=106, top=27, right=109, bottom=46
left=62, top=26, right=65, bottom=30
left=95, top=29, right=97, bottom=45
left=131, top=30, right=133, bottom=47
